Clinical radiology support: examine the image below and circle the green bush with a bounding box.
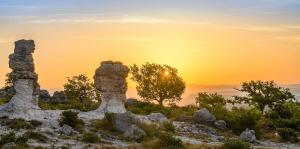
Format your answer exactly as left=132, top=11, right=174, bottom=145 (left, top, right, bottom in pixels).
left=0, top=132, right=16, bottom=145
left=221, top=139, right=252, bottom=149
left=24, top=131, right=48, bottom=143
left=158, top=133, right=184, bottom=149
left=39, top=99, right=100, bottom=112
left=82, top=132, right=100, bottom=143
left=90, top=113, right=116, bottom=133
left=161, top=121, right=175, bottom=133
left=4, top=118, right=34, bottom=130
left=59, top=110, right=85, bottom=132
left=277, top=128, right=299, bottom=142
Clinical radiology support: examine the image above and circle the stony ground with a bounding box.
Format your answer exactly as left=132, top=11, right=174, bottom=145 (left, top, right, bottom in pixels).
left=1, top=117, right=300, bottom=149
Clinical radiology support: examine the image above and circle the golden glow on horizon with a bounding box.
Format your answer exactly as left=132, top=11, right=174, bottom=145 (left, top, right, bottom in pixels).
left=0, top=20, right=300, bottom=91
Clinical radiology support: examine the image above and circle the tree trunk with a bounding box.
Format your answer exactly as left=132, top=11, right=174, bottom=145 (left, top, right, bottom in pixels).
left=159, top=99, right=164, bottom=107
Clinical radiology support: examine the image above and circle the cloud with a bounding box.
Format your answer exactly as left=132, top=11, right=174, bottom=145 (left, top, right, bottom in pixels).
left=28, top=16, right=173, bottom=24
left=237, top=25, right=288, bottom=32
left=77, top=36, right=187, bottom=43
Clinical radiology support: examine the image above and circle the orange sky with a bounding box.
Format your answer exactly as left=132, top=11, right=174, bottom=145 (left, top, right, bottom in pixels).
left=1, top=1, right=300, bottom=92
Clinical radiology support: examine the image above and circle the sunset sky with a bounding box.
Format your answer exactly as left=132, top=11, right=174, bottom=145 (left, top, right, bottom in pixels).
left=1, top=0, right=300, bottom=94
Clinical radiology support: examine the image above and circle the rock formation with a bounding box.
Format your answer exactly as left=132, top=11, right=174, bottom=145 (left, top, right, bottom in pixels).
left=0, top=40, right=60, bottom=121
left=80, top=61, right=129, bottom=119
left=0, top=40, right=42, bottom=118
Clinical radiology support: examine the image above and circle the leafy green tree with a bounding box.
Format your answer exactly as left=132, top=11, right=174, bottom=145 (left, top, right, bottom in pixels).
left=63, top=74, right=100, bottom=103
left=0, top=73, right=14, bottom=101
left=130, top=63, right=185, bottom=107
left=233, top=80, right=295, bottom=112
left=195, top=92, right=226, bottom=109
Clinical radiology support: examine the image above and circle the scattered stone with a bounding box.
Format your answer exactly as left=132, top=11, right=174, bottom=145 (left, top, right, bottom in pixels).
left=60, top=124, right=74, bottom=136
left=214, top=120, right=227, bottom=130
left=123, top=125, right=146, bottom=141
left=193, top=108, right=216, bottom=125
left=147, top=113, right=168, bottom=123
left=240, top=128, right=256, bottom=143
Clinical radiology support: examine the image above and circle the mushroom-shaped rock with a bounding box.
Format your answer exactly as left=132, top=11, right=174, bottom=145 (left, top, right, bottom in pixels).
left=79, top=61, right=129, bottom=119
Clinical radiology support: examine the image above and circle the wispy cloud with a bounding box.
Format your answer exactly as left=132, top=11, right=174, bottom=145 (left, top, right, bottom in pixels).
left=28, top=16, right=173, bottom=24
left=77, top=36, right=187, bottom=43
left=237, top=25, right=288, bottom=32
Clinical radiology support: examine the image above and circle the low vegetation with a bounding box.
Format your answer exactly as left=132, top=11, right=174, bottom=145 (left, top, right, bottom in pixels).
left=0, top=132, right=29, bottom=147
left=220, top=139, right=252, bottom=149
left=59, top=110, right=85, bottom=132
left=24, top=131, right=48, bottom=143
left=82, top=132, right=100, bottom=143
left=0, top=117, right=41, bottom=130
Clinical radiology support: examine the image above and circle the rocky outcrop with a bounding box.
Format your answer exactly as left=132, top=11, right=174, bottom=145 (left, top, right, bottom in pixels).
left=80, top=61, right=129, bottom=119
left=240, top=128, right=256, bottom=143
left=193, top=108, right=216, bottom=125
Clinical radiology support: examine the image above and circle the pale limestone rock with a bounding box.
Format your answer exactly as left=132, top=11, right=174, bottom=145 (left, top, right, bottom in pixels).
left=80, top=61, right=129, bottom=119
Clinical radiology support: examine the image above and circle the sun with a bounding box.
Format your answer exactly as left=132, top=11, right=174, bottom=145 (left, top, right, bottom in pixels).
left=165, top=71, right=169, bottom=76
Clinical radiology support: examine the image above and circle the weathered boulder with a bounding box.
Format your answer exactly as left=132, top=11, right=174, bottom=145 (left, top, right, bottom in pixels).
left=124, top=125, right=146, bottom=141
left=193, top=108, right=216, bottom=125
left=51, top=91, right=67, bottom=103
left=240, top=128, right=256, bottom=143
left=79, top=61, right=129, bottom=119
left=111, top=112, right=139, bottom=132
left=60, top=124, right=74, bottom=136
left=214, top=120, right=227, bottom=130
left=147, top=113, right=168, bottom=123
left=39, top=89, right=51, bottom=102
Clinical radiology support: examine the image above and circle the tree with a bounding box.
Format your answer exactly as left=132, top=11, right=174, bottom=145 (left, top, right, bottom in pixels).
left=63, top=74, right=100, bottom=103
left=4, top=73, right=13, bottom=88
left=195, top=92, right=226, bottom=109
left=130, top=63, right=185, bottom=106
left=233, top=80, right=295, bottom=112
left=0, top=73, right=14, bottom=100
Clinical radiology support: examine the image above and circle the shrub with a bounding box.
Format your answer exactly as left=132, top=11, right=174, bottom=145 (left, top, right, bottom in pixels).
left=82, top=132, right=100, bottom=143
left=59, top=110, right=85, bottom=132
left=161, top=121, right=175, bottom=133
left=24, top=131, right=48, bottom=143
left=5, top=118, right=33, bottom=130
left=90, top=113, right=117, bottom=133
left=0, top=132, right=16, bottom=145
left=29, top=120, right=42, bottom=128
left=39, top=99, right=100, bottom=112
left=139, top=123, right=161, bottom=138
left=158, top=133, right=184, bottom=149
left=0, top=132, right=29, bottom=146
left=221, top=139, right=252, bottom=149
left=277, top=128, right=299, bottom=142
